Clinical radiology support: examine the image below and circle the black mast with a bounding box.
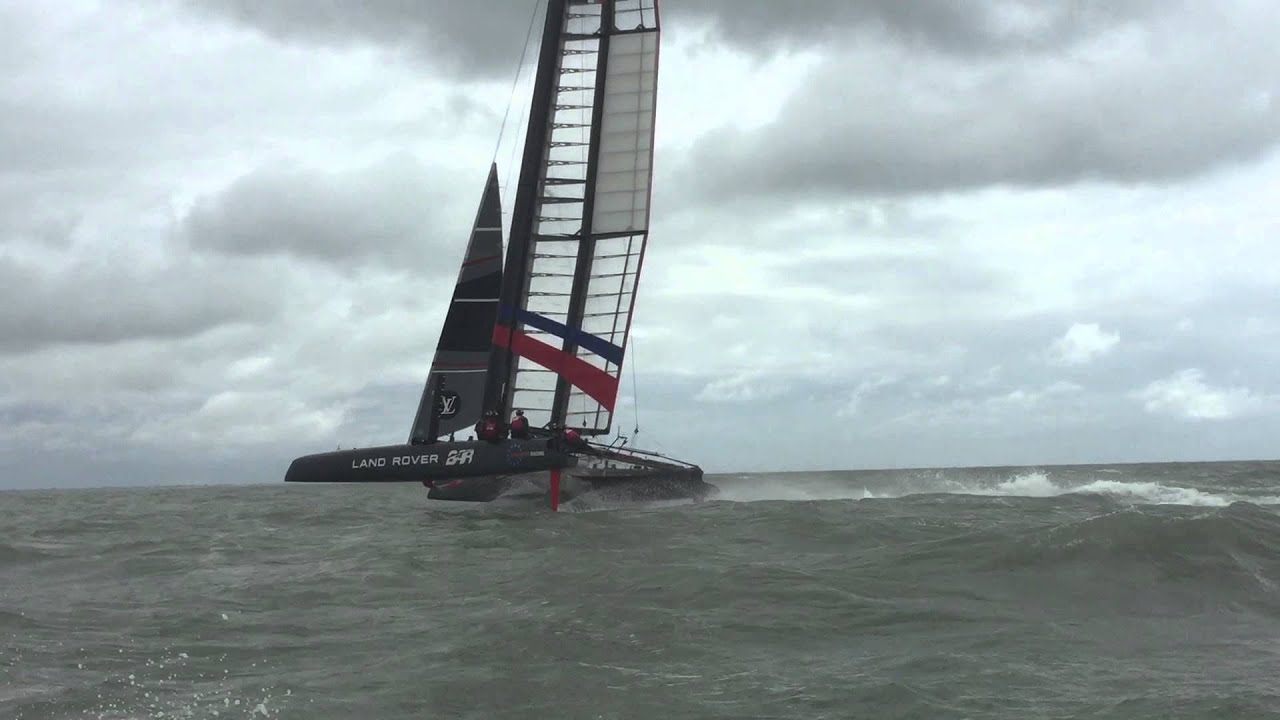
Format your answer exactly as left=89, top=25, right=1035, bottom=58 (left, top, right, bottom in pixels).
left=550, top=0, right=613, bottom=430
left=484, top=0, right=568, bottom=417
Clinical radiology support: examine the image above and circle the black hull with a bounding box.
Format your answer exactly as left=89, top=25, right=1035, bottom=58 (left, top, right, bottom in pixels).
left=574, top=470, right=719, bottom=504
left=284, top=439, right=575, bottom=484
left=425, top=474, right=539, bottom=502
left=425, top=460, right=718, bottom=505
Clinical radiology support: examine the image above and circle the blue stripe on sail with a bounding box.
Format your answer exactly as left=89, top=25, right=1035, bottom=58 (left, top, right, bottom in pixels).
left=497, top=306, right=625, bottom=365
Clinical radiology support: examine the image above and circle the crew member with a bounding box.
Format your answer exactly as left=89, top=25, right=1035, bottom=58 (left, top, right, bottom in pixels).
left=563, top=427, right=584, bottom=449
left=509, top=410, right=530, bottom=439
left=475, top=410, right=503, bottom=443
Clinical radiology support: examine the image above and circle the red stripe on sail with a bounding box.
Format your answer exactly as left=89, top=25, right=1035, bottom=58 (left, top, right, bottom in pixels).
left=493, top=324, right=619, bottom=412
left=462, top=253, right=502, bottom=268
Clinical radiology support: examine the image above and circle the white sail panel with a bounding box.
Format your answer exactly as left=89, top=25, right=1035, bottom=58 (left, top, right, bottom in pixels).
left=591, top=30, right=658, bottom=235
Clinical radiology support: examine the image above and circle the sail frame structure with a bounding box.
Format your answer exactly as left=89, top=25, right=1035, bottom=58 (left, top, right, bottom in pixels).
left=491, top=0, right=661, bottom=436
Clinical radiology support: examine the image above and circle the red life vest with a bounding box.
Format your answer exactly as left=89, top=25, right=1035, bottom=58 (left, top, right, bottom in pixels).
left=477, top=419, right=500, bottom=440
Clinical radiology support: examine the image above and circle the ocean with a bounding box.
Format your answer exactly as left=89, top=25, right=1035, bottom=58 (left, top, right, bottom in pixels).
left=3, top=461, right=1279, bottom=719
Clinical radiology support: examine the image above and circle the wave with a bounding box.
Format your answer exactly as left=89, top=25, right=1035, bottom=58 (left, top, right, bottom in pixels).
left=712, top=476, right=876, bottom=504
left=710, top=469, right=1280, bottom=508
left=988, top=503, right=1280, bottom=592
left=961, top=472, right=1259, bottom=507
left=0, top=540, right=71, bottom=566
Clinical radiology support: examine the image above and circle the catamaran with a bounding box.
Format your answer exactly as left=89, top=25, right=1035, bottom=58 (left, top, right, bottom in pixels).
left=284, top=0, right=716, bottom=510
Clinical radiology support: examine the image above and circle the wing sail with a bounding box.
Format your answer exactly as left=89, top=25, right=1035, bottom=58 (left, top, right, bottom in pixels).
left=495, top=0, right=660, bottom=435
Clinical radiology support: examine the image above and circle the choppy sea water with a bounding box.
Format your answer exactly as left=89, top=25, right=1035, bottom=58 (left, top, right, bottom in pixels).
left=3, top=461, right=1280, bottom=719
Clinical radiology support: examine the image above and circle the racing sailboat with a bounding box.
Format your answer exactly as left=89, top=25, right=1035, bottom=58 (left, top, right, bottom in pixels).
left=284, top=0, right=715, bottom=509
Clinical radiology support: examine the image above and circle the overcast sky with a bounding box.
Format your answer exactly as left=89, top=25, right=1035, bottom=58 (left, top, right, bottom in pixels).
left=3, top=0, right=1278, bottom=489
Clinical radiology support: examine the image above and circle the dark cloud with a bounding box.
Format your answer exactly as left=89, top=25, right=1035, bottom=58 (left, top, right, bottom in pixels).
left=179, top=0, right=545, bottom=78
left=175, top=0, right=1163, bottom=78
left=672, top=0, right=1163, bottom=58
left=166, top=1, right=1280, bottom=202
left=0, top=400, right=66, bottom=431
left=0, top=254, right=280, bottom=354
left=182, top=153, right=471, bottom=267
left=1, top=1, right=482, bottom=199
left=677, top=11, right=1280, bottom=200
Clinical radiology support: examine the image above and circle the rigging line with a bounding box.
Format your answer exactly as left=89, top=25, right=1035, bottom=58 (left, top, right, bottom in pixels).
left=492, top=0, right=545, bottom=168
left=505, top=79, right=532, bottom=202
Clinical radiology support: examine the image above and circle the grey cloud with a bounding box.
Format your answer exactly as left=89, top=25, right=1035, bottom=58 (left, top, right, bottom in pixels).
left=175, top=0, right=1163, bottom=78
left=638, top=235, right=1280, bottom=458
left=644, top=251, right=1010, bottom=385
left=3, top=266, right=1274, bottom=485
left=675, top=4, right=1280, bottom=199
left=179, top=0, right=544, bottom=78
left=734, top=345, right=1269, bottom=470
left=649, top=193, right=952, bottom=260
left=605, top=364, right=1280, bottom=472
left=0, top=254, right=280, bottom=354
left=672, top=0, right=1163, bottom=58
left=0, top=399, right=67, bottom=431
left=326, top=381, right=432, bottom=448
left=862, top=288, right=1280, bottom=431
left=1111, top=285, right=1280, bottom=389
left=160, top=0, right=1280, bottom=200
left=1, top=1, right=479, bottom=199
left=182, top=153, right=466, bottom=267
left=0, top=100, right=120, bottom=175
left=856, top=303, right=1277, bottom=408
left=780, top=250, right=1008, bottom=302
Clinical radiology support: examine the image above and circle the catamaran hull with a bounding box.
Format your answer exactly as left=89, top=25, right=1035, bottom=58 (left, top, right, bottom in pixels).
left=425, top=474, right=543, bottom=502
left=283, top=439, right=575, bottom=484
left=572, top=469, right=719, bottom=503
left=424, top=465, right=718, bottom=505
